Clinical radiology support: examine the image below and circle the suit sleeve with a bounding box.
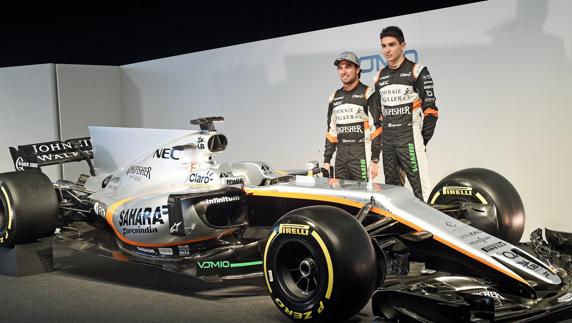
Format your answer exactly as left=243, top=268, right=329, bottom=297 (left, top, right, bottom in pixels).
left=415, top=66, right=439, bottom=145
left=366, top=86, right=382, bottom=162
left=323, top=97, right=337, bottom=164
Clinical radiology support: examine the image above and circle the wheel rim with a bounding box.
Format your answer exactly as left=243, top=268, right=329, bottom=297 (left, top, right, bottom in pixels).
left=274, top=239, right=323, bottom=303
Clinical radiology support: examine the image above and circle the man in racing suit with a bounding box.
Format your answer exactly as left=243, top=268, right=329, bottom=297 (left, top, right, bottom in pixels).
left=374, top=26, right=438, bottom=201
left=324, top=51, right=382, bottom=181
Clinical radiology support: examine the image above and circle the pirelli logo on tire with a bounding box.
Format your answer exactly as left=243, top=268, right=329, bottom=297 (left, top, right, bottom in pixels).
left=442, top=186, right=473, bottom=196
left=430, top=185, right=488, bottom=205
left=279, top=224, right=310, bottom=236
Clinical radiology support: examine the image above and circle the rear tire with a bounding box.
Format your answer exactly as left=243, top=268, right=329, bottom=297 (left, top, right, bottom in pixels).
left=0, top=171, right=59, bottom=247
left=264, top=205, right=380, bottom=322
left=429, top=168, right=525, bottom=244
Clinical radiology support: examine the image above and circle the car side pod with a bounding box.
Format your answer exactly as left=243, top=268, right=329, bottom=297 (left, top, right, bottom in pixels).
left=167, top=186, right=248, bottom=237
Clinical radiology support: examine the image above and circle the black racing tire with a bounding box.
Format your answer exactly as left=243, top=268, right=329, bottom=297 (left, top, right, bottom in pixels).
left=0, top=171, right=59, bottom=247
left=428, top=168, right=525, bottom=244
left=264, top=205, right=379, bottom=322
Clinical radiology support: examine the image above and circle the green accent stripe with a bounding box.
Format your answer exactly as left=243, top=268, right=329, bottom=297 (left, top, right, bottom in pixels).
left=230, top=260, right=263, bottom=268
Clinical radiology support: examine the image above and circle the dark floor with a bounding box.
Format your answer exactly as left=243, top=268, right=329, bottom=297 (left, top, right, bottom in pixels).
left=0, top=250, right=374, bottom=322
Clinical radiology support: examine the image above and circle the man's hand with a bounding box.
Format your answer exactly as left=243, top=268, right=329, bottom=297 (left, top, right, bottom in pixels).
left=323, top=163, right=331, bottom=177
left=369, top=161, right=379, bottom=180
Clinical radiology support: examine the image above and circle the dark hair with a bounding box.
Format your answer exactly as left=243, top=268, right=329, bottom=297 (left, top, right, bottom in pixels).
left=354, top=62, right=361, bottom=79
left=380, top=26, right=405, bottom=43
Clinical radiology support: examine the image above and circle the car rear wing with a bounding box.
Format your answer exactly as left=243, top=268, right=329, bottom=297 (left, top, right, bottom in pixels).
left=9, top=137, right=95, bottom=175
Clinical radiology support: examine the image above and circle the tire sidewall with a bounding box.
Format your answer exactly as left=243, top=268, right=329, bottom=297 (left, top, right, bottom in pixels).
left=429, top=168, right=525, bottom=244
left=430, top=178, right=492, bottom=205
left=0, top=171, right=59, bottom=247
left=264, top=206, right=378, bottom=322
left=265, top=224, right=334, bottom=321
left=0, top=180, right=17, bottom=246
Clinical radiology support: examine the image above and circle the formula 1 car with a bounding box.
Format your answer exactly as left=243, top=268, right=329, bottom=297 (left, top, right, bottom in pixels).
left=1, top=117, right=571, bottom=322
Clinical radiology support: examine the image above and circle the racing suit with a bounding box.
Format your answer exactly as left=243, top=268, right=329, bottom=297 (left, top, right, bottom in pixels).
left=374, top=58, right=438, bottom=201
left=324, top=82, right=382, bottom=181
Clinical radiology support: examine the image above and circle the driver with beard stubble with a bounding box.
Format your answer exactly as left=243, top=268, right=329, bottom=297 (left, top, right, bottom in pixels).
left=323, top=51, right=382, bottom=181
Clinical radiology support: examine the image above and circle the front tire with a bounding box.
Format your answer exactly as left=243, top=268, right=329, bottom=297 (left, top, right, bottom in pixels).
left=429, top=168, right=525, bottom=244
left=0, top=171, right=59, bottom=247
left=264, top=206, right=379, bottom=322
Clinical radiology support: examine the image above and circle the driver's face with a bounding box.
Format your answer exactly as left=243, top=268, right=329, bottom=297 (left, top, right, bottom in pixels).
left=381, top=36, right=405, bottom=64
left=337, top=61, right=359, bottom=85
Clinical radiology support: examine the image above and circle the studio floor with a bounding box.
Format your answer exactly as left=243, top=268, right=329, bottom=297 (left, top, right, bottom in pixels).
left=0, top=251, right=374, bottom=322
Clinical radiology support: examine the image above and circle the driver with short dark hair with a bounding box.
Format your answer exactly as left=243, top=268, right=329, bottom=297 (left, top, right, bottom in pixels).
left=373, top=26, right=439, bottom=201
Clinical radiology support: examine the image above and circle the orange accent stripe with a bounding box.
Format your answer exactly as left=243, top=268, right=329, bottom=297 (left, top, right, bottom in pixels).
left=370, top=128, right=382, bottom=140
left=424, top=108, right=439, bottom=117
left=245, top=189, right=530, bottom=286
left=326, top=132, right=338, bottom=143
left=364, top=120, right=370, bottom=129
left=112, top=251, right=129, bottom=261
left=413, top=99, right=422, bottom=109
left=105, top=194, right=237, bottom=247
left=244, top=189, right=424, bottom=231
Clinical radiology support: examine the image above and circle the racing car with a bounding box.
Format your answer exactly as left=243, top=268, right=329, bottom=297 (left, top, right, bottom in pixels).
left=1, top=117, right=571, bottom=322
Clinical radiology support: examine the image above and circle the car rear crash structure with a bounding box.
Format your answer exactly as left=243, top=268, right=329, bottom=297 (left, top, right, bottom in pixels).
left=1, top=117, right=571, bottom=322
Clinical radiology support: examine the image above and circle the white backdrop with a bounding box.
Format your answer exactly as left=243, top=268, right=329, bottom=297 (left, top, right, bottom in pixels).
left=0, top=64, right=60, bottom=180
left=0, top=0, right=570, bottom=239
left=121, top=0, right=572, bottom=237
left=0, top=64, right=123, bottom=181
left=56, top=64, right=123, bottom=180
